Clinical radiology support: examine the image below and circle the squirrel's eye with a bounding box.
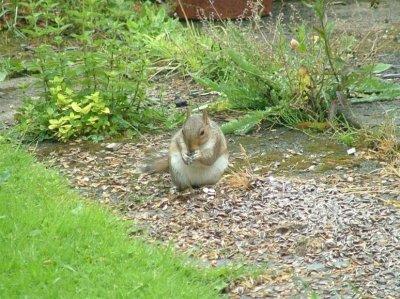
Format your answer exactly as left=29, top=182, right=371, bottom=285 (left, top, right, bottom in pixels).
left=199, top=129, right=205, bottom=136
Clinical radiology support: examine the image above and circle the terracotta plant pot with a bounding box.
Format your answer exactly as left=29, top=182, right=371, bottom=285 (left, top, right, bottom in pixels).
left=175, top=0, right=272, bottom=20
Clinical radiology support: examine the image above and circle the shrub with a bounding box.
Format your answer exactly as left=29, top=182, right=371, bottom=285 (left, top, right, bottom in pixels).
left=7, top=1, right=189, bottom=142
left=44, top=77, right=112, bottom=140
left=16, top=38, right=151, bottom=141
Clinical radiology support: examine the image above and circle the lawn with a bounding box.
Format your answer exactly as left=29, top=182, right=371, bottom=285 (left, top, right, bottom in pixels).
left=0, top=141, right=227, bottom=298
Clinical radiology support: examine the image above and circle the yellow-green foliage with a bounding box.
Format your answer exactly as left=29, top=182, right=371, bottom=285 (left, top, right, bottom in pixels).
left=47, top=77, right=111, bottom=141
left=17, top=76, right=115, bottom=141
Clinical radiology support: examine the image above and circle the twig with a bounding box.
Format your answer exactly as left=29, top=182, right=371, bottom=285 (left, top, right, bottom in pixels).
left=379, top=73, right=400, bottom=79
left=340, top=189, right=397, bottom=195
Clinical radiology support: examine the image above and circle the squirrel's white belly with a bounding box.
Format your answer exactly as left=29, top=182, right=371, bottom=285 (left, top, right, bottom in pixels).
left=169, top=153, right=228, bottom=189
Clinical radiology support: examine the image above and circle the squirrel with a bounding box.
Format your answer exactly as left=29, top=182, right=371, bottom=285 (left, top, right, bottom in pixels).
left=141, top=110, right=229, bottom=191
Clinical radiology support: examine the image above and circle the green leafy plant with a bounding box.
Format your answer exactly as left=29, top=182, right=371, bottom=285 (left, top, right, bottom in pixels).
left=0, top=57, right=27, bottom=80
left=46, top=77, right=111, bottom=140
left=16, top=38, right=151, bottom=141
left=221, top=110, right=271, bottom=135
left=348, top=74, right=400, bottom=103
left=146, top=0, right=400, bottom=134
left=337, top=131, right=357, bottom=147
left=5, top=0, right=400, bottom=142
left=16, top=77, right=112, bottom=141
left=8, top=1, right=193, bottom=142
left=1, top=0, right=143, bottom=37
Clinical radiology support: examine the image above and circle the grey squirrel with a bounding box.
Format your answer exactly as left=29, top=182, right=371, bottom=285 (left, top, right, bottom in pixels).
left=141, top=110, right=228, bottom=190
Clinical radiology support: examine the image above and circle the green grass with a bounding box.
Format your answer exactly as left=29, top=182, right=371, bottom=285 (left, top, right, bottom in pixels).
left=0, top=141, right=229, bottom=298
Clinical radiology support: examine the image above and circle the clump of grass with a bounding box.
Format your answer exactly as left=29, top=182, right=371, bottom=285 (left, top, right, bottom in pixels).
left=385, top=159, right=400, bottom=178
left=337, top=130, right=358, bottom=147
left=146, top=0, right=400, bottom=134
left=0, top=140, right=252, bottom=297
left=357, top=119, right=399, bottom=160
left=334, top=116, right=399, bottom=167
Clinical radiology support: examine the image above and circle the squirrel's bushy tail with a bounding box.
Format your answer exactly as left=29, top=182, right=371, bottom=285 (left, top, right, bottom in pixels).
left=139, top=155, right=169, bottom=174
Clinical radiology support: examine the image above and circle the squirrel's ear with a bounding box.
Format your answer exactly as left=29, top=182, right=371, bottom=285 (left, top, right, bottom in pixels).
left=202, top=109, right=209, bottom=124
left=186, top=107, right=192, bottom=119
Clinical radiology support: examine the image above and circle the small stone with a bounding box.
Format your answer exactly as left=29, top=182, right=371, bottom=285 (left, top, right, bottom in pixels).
left=307, top=262, right=326, bottom=271
left=174, top=96, right=188, bottom=107
left=333, top=259, right=350, bottom=269
left=290, top=38, right=300, bottom=50
left=325, top=239, right=335, bottom=248
left=235, top=286, right=245, bottom=295
left=203, top=187, right=216, bottom=195
left=105, top=143, right=122, bottom=151
left=308, top=165, right=316, bottom=171
left=347, top=148, right=356, bottom=155
left=347, top=176, right=354, bottom=182
left=175, top=100, right=188, bottom=108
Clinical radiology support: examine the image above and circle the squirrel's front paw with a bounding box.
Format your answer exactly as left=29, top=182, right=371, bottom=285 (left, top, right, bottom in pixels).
left=182, top=151, right=200, bottom=165
left=191, top=151, right=201, bottom=161
left=182, top=152, right=192, bottom=165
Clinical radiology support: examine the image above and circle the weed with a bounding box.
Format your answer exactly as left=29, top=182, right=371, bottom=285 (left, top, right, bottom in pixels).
left=0, top=57, right=27, bottom=80
left=334, top=116, right=399, bottom=163
left=15, top=38, right=152, bottom=141
left=3, top=1, right=192, bottom=142
left=337, top=131, right=357, bottom=147
left=357, top=119, right=399, bottom=160
left=3, top=0, right=400, bottom=141
left=145, top=0, right=400, bottom=134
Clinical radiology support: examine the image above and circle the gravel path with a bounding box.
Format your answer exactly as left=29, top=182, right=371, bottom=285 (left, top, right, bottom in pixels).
left=129, top=176, right=400, bottom=297
left=34, top=132, right=400, bottom=298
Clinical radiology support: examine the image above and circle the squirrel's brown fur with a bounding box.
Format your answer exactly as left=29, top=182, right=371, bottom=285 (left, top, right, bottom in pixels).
left=141, top=110, right=228, bottom=190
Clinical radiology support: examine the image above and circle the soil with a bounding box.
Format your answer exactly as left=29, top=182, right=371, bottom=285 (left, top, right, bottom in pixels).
left=352, top=99, right=400, bottom=127
left=0, top=77, right=39, bottom=128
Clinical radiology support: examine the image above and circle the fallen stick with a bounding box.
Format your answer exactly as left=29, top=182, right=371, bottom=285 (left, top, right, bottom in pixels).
left=379, top=73, right=400, bottom=79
